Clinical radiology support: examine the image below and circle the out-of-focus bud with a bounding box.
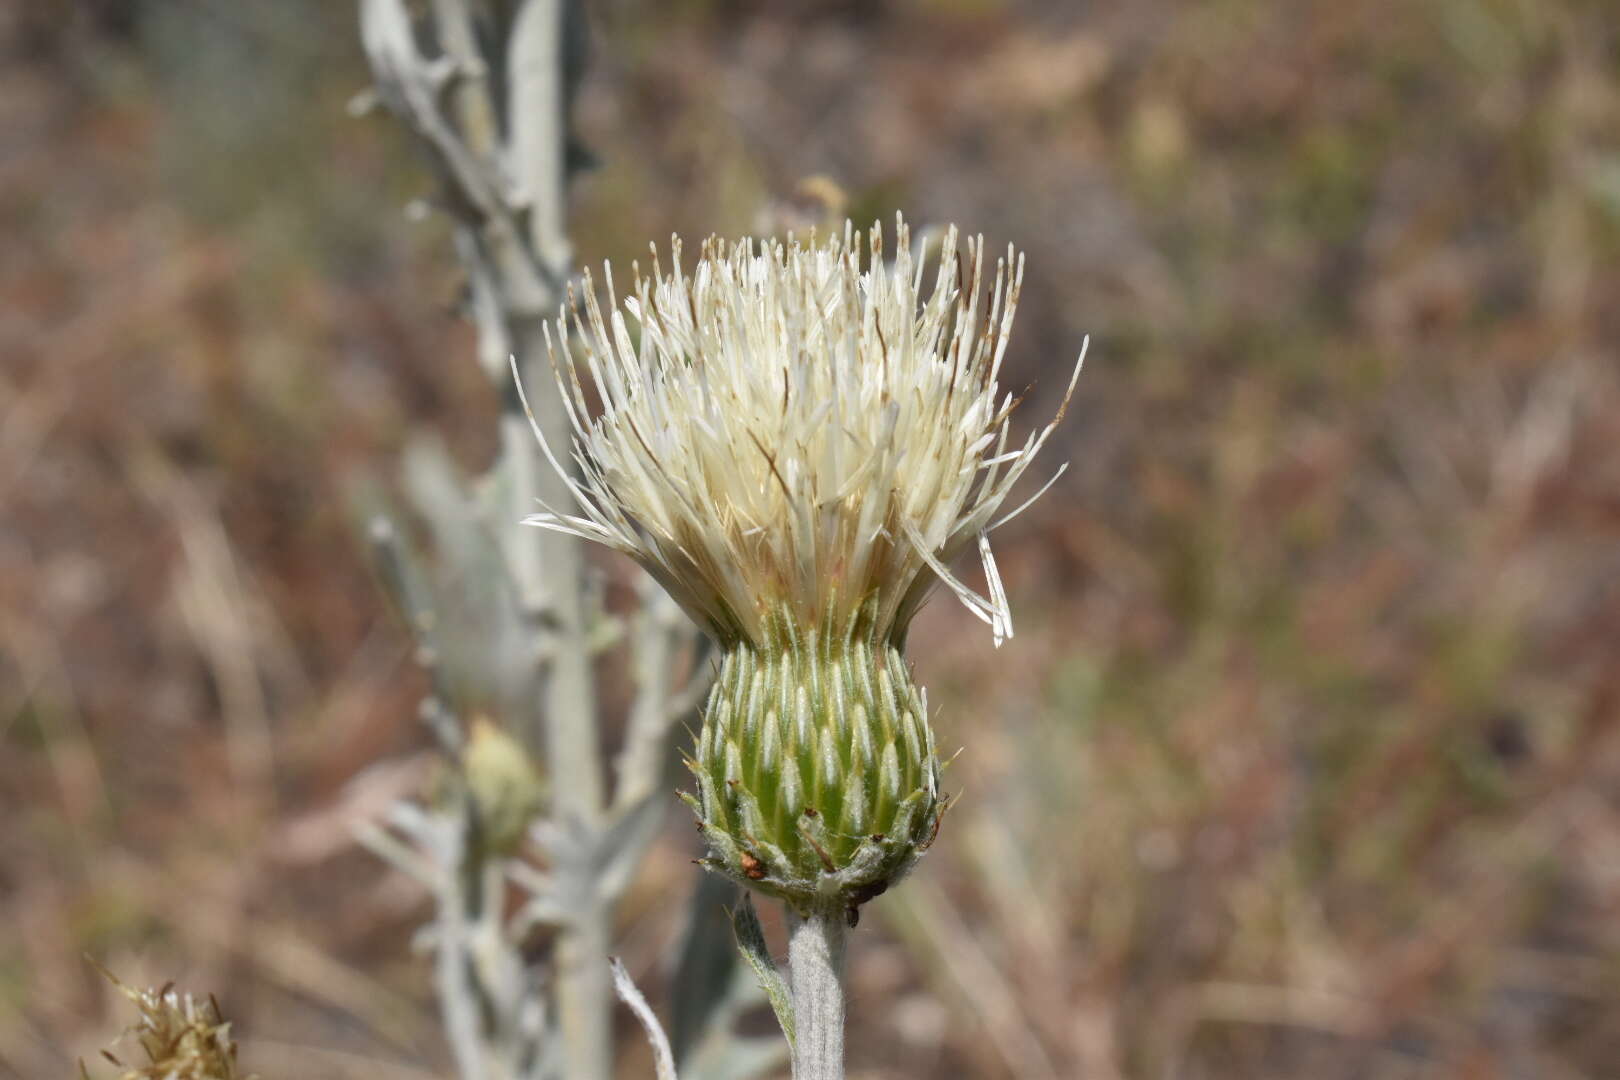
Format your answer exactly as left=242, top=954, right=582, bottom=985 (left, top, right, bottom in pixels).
left=463, top=715, right=547, bottom=857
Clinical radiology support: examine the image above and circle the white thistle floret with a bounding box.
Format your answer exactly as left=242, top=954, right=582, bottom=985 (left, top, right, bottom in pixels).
left=519, top=216, right=1084, bottom=649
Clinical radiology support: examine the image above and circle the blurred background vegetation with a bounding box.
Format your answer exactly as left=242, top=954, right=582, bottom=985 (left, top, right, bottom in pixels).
left=3, top=1, right=1619, bottom=1077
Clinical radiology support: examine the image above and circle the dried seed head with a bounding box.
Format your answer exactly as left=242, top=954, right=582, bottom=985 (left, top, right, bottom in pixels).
left=89, top=966, right=251, bottom=1080
left=522, top=215, right=1082, bottom=650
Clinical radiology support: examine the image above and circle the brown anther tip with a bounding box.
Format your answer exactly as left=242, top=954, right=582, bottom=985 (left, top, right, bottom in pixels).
left=802, top=806, right=818, bottom=817
left=739, top=851, right=767, bottom=880
left=870, top=832, right=886, bottom=841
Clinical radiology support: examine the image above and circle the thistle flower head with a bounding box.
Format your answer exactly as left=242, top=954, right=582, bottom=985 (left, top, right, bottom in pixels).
left=523, top=216, right=1081, bottom=651
left=522, top=216, right=1084, bottom=916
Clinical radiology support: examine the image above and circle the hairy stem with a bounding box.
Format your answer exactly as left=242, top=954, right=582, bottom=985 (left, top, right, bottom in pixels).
left=787, top=906, right=848, bottom=1080
left=554, top=891, right=612, bottom=1080
left=507, top=5, right=609, bottom=1077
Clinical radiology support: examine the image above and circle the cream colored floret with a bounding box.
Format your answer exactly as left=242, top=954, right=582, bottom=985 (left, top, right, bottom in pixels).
left=520, top=216, right=1083, bottom=649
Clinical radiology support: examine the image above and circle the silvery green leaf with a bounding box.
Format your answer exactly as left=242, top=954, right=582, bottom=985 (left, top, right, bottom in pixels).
left=400, top=434, right=535, bottom=714
left=731, top=894, right=794, bottom=1051
left=610, top=957, right=677, bottom=1080
left=530, top=792, right=667, bottom=911
left=595, top=793, right=668, bottom=902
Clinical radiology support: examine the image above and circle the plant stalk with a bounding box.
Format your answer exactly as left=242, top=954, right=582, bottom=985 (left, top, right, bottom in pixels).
left=787, top=905, right=848, bottom=1080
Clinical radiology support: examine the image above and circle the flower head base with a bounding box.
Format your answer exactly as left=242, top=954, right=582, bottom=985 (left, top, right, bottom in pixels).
left=680, top=600, right=943, bottom=919
left=523, top=216, right=1081, bottom=651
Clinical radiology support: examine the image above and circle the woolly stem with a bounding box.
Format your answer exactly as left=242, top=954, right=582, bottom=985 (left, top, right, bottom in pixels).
left=787, top=905, right=848, bottom=1080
